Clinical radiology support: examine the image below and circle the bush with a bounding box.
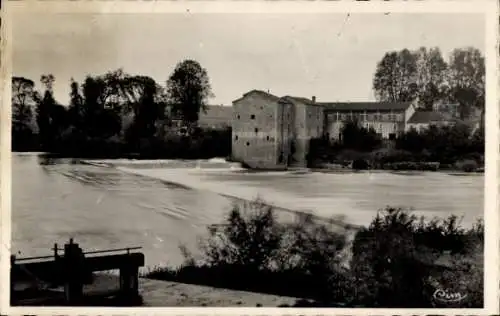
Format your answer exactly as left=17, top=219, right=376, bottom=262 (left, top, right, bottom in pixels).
left=147, top=200, right=350, bottom=301
left=351, top=208, right=483, bottom=307
left=145, top=200, right=483, bottom=308
left=396, top=124, right=483, bottom=164
left=382, top=161, right=440, bottom=171
left=335, top=149, right=368, bottom=163
left=341, top=120, right=382, bottom=152
left=352, top=159, right=369, bottom=170
left=455, top=159, right=478, bottom=173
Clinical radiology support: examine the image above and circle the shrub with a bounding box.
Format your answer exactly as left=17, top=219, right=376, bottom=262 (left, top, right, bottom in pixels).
left=335, top=149, right=367, bottom=163
left=144, top=200, right=483, bottom=308
left=341, top=119, right=382, bottom=152
left=351, top=207, right=483, bottom=307
left=455, top=159, right=478, bottom=173
left=352, top=159, right=369, bottom=170
left=146, top=200, right=351, bottom=301
left=199, top=200, right=283, bottom=269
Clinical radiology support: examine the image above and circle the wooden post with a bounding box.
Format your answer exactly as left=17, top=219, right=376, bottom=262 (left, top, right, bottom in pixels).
left=119, top=262, right=139, bottom=298
left=63, top=239, right=84, bottom=305
left=53, top=243, right=58, bottom=259
left=10, top=255, right=16, bottom=304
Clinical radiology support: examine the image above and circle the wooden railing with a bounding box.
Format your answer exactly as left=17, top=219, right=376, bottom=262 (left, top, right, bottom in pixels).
left=10, top=238, right=145, bottom=306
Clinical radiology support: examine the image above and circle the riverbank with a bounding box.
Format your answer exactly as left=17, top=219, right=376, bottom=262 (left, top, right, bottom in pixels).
left=141, top=202, right=484, bottom=308
left=13, top=272, right=302, bottom=307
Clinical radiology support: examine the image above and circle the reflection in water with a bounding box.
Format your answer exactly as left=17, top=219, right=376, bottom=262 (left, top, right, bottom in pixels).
left=12, top=153, right=483, bottom=268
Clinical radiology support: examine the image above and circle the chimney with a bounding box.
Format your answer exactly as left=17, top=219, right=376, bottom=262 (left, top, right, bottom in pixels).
left=312, top=96, right=316, bottom=103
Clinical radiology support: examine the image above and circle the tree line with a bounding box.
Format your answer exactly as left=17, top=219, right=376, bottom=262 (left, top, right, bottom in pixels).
left=306, top=46, right=486, bottom=171
left=12, top=59, right=230, bottom=158
left=373, top=47, right=484, bottom=119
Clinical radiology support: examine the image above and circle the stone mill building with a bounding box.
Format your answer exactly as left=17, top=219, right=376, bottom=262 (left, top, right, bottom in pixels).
left=230, top=89, right=455, bottom=170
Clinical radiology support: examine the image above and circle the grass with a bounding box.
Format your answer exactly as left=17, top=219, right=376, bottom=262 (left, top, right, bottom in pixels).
left=143, top=199, right=484, bottom=308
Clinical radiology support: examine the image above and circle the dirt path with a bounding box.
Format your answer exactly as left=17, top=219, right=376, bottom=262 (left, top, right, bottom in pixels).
left=139, top=278, right=300, bottom=307
left=89, top=273, right=301, bottom=307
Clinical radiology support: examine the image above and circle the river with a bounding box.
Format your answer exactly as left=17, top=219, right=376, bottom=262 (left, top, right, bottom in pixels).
left=11, top=153, right=484, bottom=268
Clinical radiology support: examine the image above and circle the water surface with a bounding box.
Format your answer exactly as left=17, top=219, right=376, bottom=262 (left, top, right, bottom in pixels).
left=12, top=153, right=483, bottom=268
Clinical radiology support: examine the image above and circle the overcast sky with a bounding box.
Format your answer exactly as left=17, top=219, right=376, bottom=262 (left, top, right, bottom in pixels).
left=13, top=12, right=485, bottom=105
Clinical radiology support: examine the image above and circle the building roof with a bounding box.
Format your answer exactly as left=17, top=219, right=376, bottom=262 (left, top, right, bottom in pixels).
left=407, top=111, right=447, bottom=124
left=233, top=89, right=280, bottom=103
left=279, top=96, right=322, bottom=106
left=320, top=102, right=412, bottom=112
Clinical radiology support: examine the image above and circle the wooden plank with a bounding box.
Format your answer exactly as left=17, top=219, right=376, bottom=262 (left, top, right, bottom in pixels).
left=84, top=253, right=145, bottom=272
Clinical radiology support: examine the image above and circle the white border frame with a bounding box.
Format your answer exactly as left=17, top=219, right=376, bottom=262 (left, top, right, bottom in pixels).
left=1, top=1, right=499, bottom=315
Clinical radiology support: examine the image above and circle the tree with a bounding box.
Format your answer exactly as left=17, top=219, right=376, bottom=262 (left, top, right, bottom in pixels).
left=414, top=47, right=448, bottom=110
left=373, top=50, right=419, bottom=102
left=445, top=47, right=485, bottom=120
left=166, top=59, right=214, bottom=128
left=36, top=75, right=71, bottom=151
left=68, top=78, right=84, bottom=132
left=36, top=75, right=58, bottom=150
left=125, top=75, right=166, bottom=141
left=12, top=77, right=36, bottom=150
left=341, top=119, right=381, bottom=152
left=79, top=75, right=121, bottom=139
left=373, top=46, right=484, bottom=119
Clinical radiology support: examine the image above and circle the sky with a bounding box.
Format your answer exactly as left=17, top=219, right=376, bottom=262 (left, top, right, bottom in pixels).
left=13, top=12, right=485, bottom=106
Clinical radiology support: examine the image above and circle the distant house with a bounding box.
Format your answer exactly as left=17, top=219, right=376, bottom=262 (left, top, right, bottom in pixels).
left=160, top=104, right=232, bottom=136
left=198, top=105, right=232, bottom=129
left=433, top=103, right=460, bottom=120
left=405, top=111, right=454, bottom=132
left=320, top=101, right=416, bottom=141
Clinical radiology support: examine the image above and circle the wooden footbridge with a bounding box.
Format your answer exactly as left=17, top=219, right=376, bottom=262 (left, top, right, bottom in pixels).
left=10, top=239, right=145, bottom=306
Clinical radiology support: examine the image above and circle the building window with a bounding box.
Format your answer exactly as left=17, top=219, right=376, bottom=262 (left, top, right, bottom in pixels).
left=237, top=115, right=240, bottom=120
left=235, top=135, right=238, bottom=140
left=246, top=142, right=250, bottom=146
left=251, top=114, right=255, bottom=119
left=266, top=135, right=270, bottom=141
left=255, top=128, right=259, bottom=133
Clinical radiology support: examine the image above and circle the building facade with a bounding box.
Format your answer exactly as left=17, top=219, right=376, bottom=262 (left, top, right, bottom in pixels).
left=321, top=102, right=416, bottom=141
left=232, top=90, right=288, bottom=169
left=231, top=90, right=322, bottom=169
left=278, top=96, right=324, bottom=167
